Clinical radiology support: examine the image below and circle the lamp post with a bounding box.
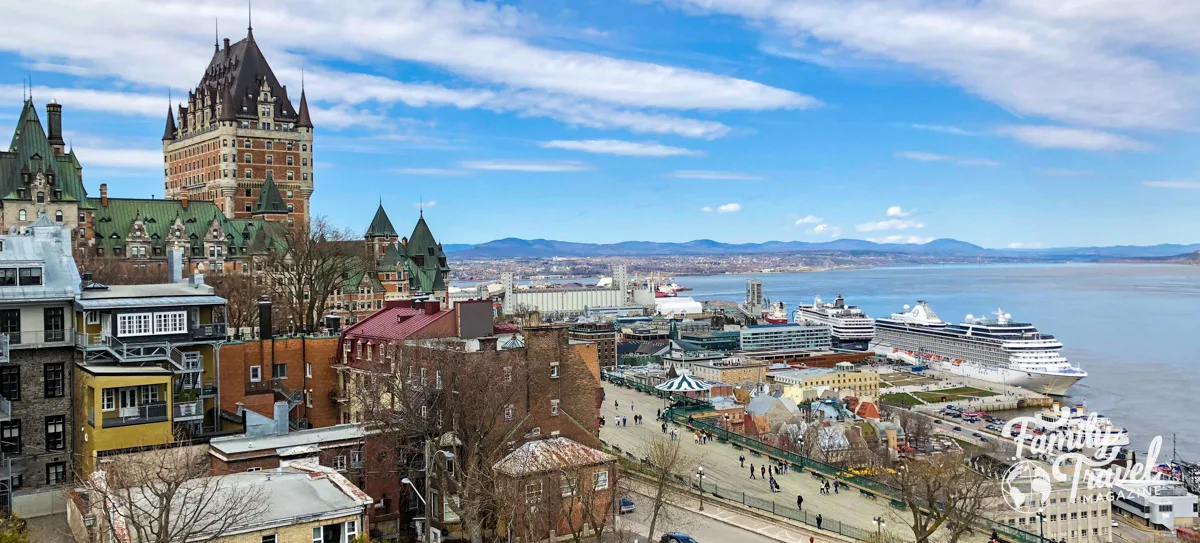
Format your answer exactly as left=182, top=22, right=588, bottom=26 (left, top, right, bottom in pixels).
left=873, top=516, right=886, bottom=536
left=695, top=466, right=705, bottom=511
left=403, top=439, right=455, bottom=543
left=1037, top=510, right=1046, bottom=543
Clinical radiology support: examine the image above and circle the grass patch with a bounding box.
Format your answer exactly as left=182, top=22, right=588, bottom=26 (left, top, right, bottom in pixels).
left=881, top=393, right=923, bottom=407
left=936, top=387, right=997, bottom=397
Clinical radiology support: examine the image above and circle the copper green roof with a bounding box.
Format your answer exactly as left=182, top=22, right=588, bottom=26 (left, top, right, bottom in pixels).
left=1, top=100, right=91, bottom=206
left=402, top=214, right=449, bottom=293
left=253, top=177, right=287, bottom=214
left=89, top=198, right=271, bottom=258
left=365, top=204, right=397, bottom=238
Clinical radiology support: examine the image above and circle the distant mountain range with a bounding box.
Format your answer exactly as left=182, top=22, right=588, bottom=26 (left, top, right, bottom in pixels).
left=442, top=237, right=1200, bottom=260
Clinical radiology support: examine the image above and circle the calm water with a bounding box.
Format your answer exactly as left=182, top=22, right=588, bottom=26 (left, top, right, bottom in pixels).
left=678, top=264, right=1200, bottom=461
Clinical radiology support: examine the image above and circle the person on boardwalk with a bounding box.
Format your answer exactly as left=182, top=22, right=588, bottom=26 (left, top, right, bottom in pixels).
left=810, top=537, right=814, bottom=543
left=662, top=422, right=668, bottom=434
left=615, top=400, right=619, bottom=409
left=797, top=494, right=803, bottom=510
left=769, top=476, right=778, bottom=492
left=816, top=514, right=823, bottom=530
left=750, top=464, right=756, bottom=479
left=631, top=402, right=635, bottom=411
left=739, top=455, right=745, bottom=468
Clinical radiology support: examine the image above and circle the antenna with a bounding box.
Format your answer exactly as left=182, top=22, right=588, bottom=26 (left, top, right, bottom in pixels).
left=215, top=18, right=220, bottom=52
left=248, top=0, right=253, bottom=31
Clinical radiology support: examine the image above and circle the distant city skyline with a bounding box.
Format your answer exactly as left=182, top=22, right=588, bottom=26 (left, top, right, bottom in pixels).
left=2, top=0, right=1199, bottom=248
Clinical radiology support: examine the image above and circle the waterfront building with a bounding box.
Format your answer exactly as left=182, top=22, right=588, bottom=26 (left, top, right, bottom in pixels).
left=740, top=322, right=832, bottom=351
left=683, top=358, right=768, bottom=386
left=501, top=265, right=628, bottom=317
left=980, top=456, right=1116, bottom=543
left=1112, top=479, right=1197, bottom=530
left=569, top=322, right=618, bottom=368
left=162, top=25, right=314, bottom=225
left=680, top=330, right=741, bottom=352
left=72, top=269, right=231, bottom=475
left=0, top=218, right=80, bottom=508
left=768, top=368, right=880, bottom=402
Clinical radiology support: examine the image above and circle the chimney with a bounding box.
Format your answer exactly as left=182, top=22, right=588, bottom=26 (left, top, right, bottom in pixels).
left=167, top=249, right=184, bottom=284
left=46, top=101, right=65, bottom=155
left=258, top=295, right=273, bottom=339
left=324, top=313, right=342, bottom=334
left=100, top=184, right=108, bottom=207
left=223, top=38, right=230, bottom=50
left=424, top=300, right=440, bottom=315
left=181, top=193, right=189, bottom=209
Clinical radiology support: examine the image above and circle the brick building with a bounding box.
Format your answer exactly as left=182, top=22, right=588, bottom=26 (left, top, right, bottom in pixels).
left=568, top=322, right=617, bottom=368
left=208, top=424, right=403, bottom=541
left=492, top=437, right=617, bottom=541
left=162, top=25, right=314, bottom=225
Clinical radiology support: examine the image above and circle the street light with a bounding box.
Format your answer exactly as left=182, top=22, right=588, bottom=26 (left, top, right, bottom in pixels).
left=1037, top=510, right=1046, bottom=543
left=401, top=442, right=456, bottom=543
left=695, top=466, right=705, bottom=511
left=873, top=516, right=886, bottom=535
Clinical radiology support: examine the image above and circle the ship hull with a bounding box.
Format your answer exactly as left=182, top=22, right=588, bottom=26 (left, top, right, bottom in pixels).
left=873, top=343, right=1084, bottom=396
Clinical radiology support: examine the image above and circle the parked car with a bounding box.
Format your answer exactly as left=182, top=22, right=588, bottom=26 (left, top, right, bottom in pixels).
left=972, top=432, right=982, bottom=438
left=661, top=533, right=699, bottom=543
left=953, top=426, right=962, bottom=431
left=619, top=497, right=635, bottom=514
left=980, top=436, right=989, bottom=443
left=1112, top=520, right=1120, bottom=528
left=933, top=418, right=942, bottom=424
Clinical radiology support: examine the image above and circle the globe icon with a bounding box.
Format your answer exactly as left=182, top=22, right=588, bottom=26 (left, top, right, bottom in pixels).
left=1002, top=461, right=1052, bottom=513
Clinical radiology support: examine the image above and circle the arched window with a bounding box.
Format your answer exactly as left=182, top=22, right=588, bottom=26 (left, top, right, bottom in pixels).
left=55, top=210, right=63, bottom=222
left=18, top=209, right=25, bottom=221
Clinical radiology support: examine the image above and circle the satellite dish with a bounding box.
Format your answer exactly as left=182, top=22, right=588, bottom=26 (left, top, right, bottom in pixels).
left=966, top=314, right=974, bottom=321
left=903, top=304, right=911, bottom=311
left=1004, top=313, right=1012, bottom=320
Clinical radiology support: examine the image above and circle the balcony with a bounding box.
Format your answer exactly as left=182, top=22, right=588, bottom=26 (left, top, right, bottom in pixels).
left=330, top=388, right=349, bottom=403
left=173, top=400, right=204, bottom=421
left=103, top=403, right=168, bottom=428
left=190, top=323, right=227, bottom=340
left=0, top=335, right=6, bottom=364
left=5, top=329, right=72, bottom=349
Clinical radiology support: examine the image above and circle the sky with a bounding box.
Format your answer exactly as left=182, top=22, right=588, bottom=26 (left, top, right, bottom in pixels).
left=1, top=0, right=1199, bottom=249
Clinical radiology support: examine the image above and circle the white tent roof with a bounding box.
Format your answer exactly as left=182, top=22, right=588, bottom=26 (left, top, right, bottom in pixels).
left=655, top=374, right=712, bottom=393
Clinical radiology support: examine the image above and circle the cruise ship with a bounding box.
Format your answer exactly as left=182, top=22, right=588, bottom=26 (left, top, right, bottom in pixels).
left=794, top=295, right=875, bottom=351
left=871, top=301, right=1086, bottom=395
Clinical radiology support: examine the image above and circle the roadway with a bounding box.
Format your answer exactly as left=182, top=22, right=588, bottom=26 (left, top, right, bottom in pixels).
left=608, top=486, right=802, bottom=543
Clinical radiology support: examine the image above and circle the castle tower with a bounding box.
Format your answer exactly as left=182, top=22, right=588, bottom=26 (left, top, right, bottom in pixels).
left=364, top=204, right=398, bottom=260
left=162, top=25, right=313, bottom=228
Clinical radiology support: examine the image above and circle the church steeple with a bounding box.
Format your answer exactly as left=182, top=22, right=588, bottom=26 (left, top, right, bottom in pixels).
left=162, top=106, right=177, bottom=141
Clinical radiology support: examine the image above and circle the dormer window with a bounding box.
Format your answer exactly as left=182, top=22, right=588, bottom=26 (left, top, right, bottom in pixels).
left=54, top=190, right=62, bottom=200
left=16, top=189, right=24, bottom=199
left=36, top=192, right=44, bottom=203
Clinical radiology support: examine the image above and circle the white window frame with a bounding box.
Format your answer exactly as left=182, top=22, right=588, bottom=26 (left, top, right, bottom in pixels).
left=116, top=313, right=152, bottom=336
left=102, top=389, right=116, bottom=411
left=551, top=399, right=559, bottom=417
left=504, top=405, right=514, bottom=421
left=344, top=520, right=357, bottom=543
left=85, top=311, right=100, bottom=325
left=333, top=455, right=347, bottom=471
left=306, top=362, right=313, bottom=378
left=525, top=482, right=543, bottom=504
left=351, top=450, right=363, bottom=467
left=306, top=390, right=313, bottom=408
left=504, top=366, right=512, bottom=383
left=250, top=365, right=262, bottom=382
left=594, top=469, right=609, bottom=491
left=550, top=363, right=560, bottom=379
left=312, top=527, right=323, bottom=543
left=561, top=474, right=576, bottom=497
left=435, top=370, right=442, bottom=390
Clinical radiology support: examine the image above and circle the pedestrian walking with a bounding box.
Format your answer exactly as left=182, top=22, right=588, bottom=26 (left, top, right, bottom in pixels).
left=662, top=422, right=668, bottom=433
left=750, top=464, right=756, bottom=479
left=797, top=495, right=803, bottom=510
left=615, top=400, right=619, bottom=409
left=761, top=466, right=766, bottom=479
left=657, top=408, right=661, bottom=419
left=769, top=476, right=777, bottom=492
left=739, top=455, right=745, bottom=468
left=631, top=402, right=635, bottom=411
left=833, top=480, right=839, bottom=494
left=816, top=514, right=823, bottom=530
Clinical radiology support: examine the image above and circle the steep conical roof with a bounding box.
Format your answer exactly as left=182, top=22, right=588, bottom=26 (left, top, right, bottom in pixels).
left=406, top=214, right=438, bottom=255
left=252, top=177, right=287, bottom=214
left=218, top=86, right=237, bottom=122
left=365, top=204, right=397, bottom=238
left=297, top=89, right=313, bottom=128
left=162, top=106, right=177, bottom=141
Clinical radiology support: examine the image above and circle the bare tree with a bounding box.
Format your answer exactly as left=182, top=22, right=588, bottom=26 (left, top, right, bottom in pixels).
left=83, top=446, right=267, bottom=543
left=0, top=514, right=29, bottom=543
left=886, top=451, right=997, bottom=543
left=76, top=251, right=164, bottom=285
left=643, top=437, right=695, bottom=542
left=206, top=272, right=263, bottom=336
left=258, top=217, right=364, bottom=332
left=897, top=411, right=934, bottom=452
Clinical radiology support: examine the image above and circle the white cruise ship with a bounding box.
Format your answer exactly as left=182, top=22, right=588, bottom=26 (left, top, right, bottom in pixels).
left=871, top=301, right=1086, bottom=396
left=794, top=295, right=874, bottom=351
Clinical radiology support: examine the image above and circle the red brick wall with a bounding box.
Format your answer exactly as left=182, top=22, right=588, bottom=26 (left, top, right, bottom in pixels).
left=218, top=336, right=340, bottom=428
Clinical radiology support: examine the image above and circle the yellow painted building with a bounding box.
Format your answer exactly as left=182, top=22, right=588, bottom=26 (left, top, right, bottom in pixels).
left=73, top=365, right=175, bottom=476
left=682, top=358, right=768, bottom=385
left=770, top=368, right=880, bottom=402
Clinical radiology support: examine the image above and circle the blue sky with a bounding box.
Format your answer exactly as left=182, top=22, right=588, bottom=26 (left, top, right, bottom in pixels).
left=2, top=0, right=1199, bottom=248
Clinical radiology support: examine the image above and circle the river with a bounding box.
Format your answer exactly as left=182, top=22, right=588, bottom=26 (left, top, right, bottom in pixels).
left=676, top=263, right=1200, bottom=461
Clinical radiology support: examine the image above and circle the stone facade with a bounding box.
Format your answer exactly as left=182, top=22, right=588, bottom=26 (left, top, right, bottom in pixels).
left=8, top=347, right=74, bottom=491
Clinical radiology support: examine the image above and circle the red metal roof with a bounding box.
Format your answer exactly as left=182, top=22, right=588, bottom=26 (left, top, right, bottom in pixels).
left=342, top=304, right=455, bottom=342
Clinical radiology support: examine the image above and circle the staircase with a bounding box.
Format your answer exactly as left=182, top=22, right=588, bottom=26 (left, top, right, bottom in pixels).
left=271, top=378, right=304, bottom=410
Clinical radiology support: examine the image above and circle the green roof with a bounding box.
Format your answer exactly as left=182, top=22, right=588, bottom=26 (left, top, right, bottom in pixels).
left=365, top=204, right=397, bottom=238
left=90, top=197, right=271, bottom=258
left=401, top=214, right=449, bottom=293
left=1, top=100, right=91, bottom=206
left=252, top=177, right=287, bottom=214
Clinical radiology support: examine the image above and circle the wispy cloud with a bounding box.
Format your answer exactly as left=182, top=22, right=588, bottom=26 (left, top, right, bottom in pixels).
left=794, top=215, right=823, bottom=225
left=72, top=147, right=162, bottom=168
left=1035, top=168, right=1093, bottom=177
left=702, top=203, right=743, bottom=213
left=886, top=206, right=913, bottom=218
left=868, top=235, right=934, bottom=244
left=895, top=151, right=1000, bottom=167
left=669, top=170, right=763, bottom=180
left=857, top=219, right=926, bottom=232
left=414, top=200, right=438, bottom=208
left=392, top=168, right=469, bottom=176
left=1141, top=180, right=1200, bottom=189
left=540, top=140, right=703, bottom=157
left=909, top=124, right=980, bottom=136
left=995, top=125, right=1151, bottom=152
left=460, top=160, right=590, bottom=172
left=811, top=223, right=841, bottom=237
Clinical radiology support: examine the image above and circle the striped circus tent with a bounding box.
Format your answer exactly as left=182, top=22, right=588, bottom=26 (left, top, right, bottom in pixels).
left=655, top=374, right=712, bottom=393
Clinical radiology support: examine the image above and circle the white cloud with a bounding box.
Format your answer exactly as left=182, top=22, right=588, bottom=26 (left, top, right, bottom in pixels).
left=995, top=125, right=1151, bottom=152
left=669, top=170, right=764, bottom=180
left=909, top=124, right=979, bottom=136
left=717, top=203, right=742, bottom=213
left=1007, top=242, right=1044, bottom=249
left=1036, top=168, right=1093, bottom=177
left=700, top=206, right=714, bottom=213
left=0, top=85, right=163, bottom=117
left=811, top=223, right=841, bottom=237
left=868, top=235, right=935, bottom=244
left=667, top=0, right=1200, bottom=130
left=794, top=215, right=823, bottom=225
left=1141, top=180, right=1200, bottom=189
left=393, top=168, right=467, bottom=176
left=885, top=206, right=912, bottom=218
left=856, top=219, right=926, bottom=232
left=460, top=160, right=590, bottom=172
left=895, top=151, right=1000, bottom=167
left=0, top=0, right=817, bottom=142
left=540, top=140, right=703, bottom=157
left=414, top=200, right=437, bottom=208
left=72, top=147, right=163, bottom=169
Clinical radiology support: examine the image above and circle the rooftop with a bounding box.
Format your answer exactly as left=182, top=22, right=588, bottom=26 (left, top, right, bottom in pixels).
left=209, top=424, right=368, bottom=456
left=78, top=365, right=174, bottom=376
left=493, top=437, right=615, bottom=477
left=342, top=301, right=455, bottom=341
left=0, top=221, right=80, bottom=302
left=769, top=368, right=840, bottom=381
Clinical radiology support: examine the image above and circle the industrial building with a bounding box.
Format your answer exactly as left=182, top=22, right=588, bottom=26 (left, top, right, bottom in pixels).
left=501, top=265, right=628, bottom=317
left=740, top=322, right=832, bottom=351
